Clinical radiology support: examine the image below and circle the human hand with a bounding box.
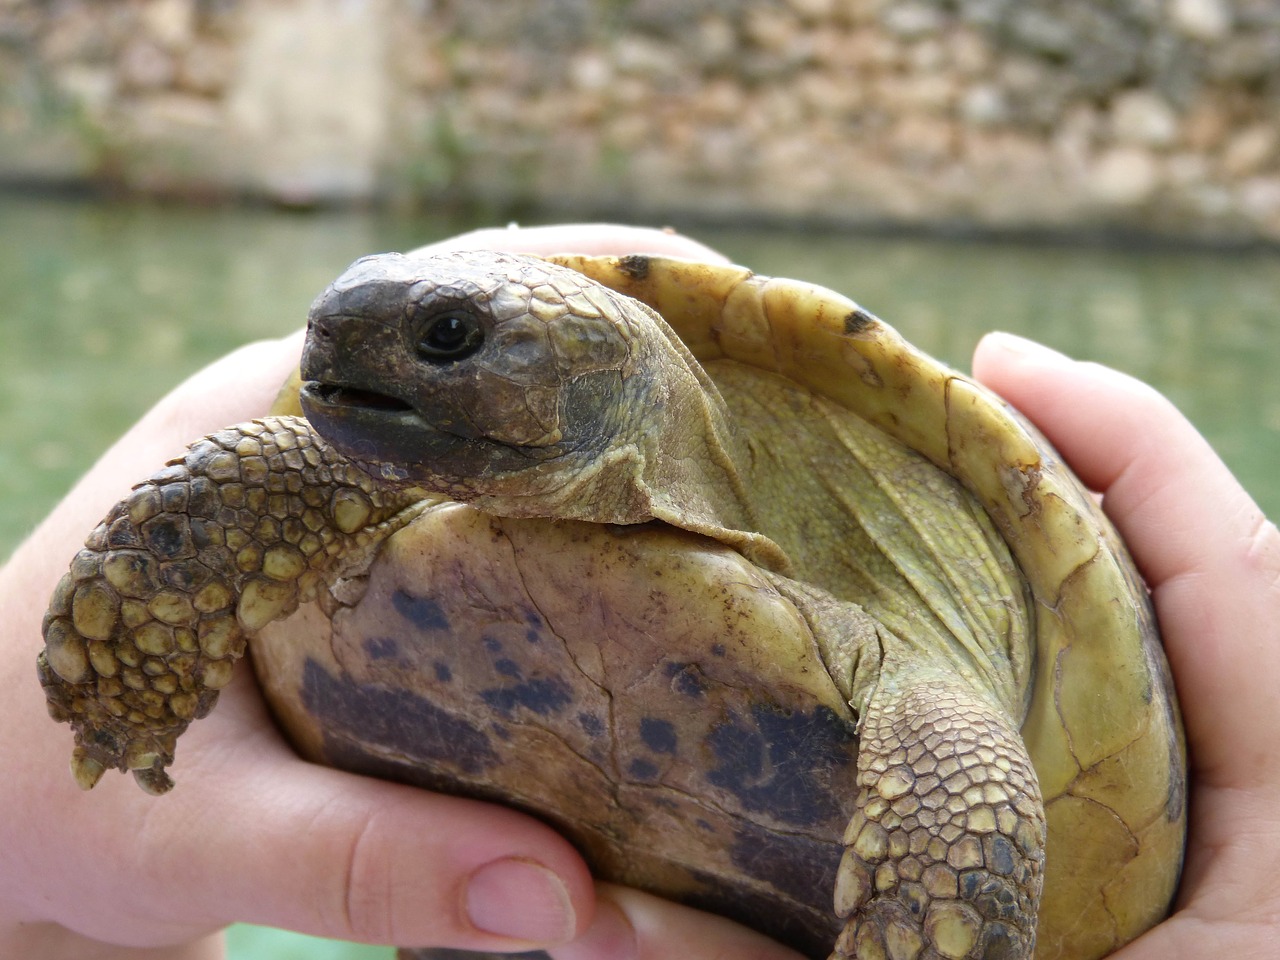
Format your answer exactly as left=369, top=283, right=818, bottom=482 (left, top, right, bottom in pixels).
left=0, top=223, right=799, bottom=960
left=974, top=333, right=1280, bottom=960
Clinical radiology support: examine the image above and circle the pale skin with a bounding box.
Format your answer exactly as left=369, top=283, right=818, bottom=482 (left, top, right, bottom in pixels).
left=1, top=224, right=1276, bottom=960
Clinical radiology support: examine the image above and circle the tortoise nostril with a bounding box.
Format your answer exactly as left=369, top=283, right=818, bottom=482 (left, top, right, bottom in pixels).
left=308, top=317, right=335, bottom=340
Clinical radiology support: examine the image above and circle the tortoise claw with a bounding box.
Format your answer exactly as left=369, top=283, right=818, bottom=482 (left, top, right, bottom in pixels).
left=70, top=747, right=106, bottom=791
left=132, top=764, right=175, bottom=796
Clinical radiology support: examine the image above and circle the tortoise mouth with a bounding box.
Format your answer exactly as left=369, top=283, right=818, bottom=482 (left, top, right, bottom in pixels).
left=301, top=379, right=470, bottom=478
left=305, top=381, right=413, bottom=414
left=299, top=377, right=574, bottom=491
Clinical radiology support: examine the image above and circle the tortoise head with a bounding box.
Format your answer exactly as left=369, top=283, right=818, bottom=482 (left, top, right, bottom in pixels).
left=301, top=251, right=629, bottom=484
left=300, top=250, right=760, bottom=538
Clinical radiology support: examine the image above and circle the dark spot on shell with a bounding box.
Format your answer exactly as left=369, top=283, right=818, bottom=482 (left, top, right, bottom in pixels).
left=479, top=676, right=573, bottom=717
left=843, top=308, right=876, bottom=334
left=494, top=658, right=522, bottom=679
left=639, top=717, right=678, bottom=755
left=711, top=643, right=726, bottom=657
left=433, top=660, right=452, bottom=682
left=525, top=628, right=541, bottom=644
left=578, top=711, right=604, bottom=736
left=705, top=704, right=857, bottom=828
left=616, top=254, right=651, bottom=279
left=628, top=758, right=660, bottom=781
left=391, top=589, right=450, bottom=631
left=728, top=823, right=844, bottom=917
left=363, top=636, right=401, bottom=660
left=664, top=661, right=706, bottom=697
left=483, top=635, right=502, bottom=653
left=302, top=658, right=498, bottom=775
left=680, top=828, right=844, bottom=958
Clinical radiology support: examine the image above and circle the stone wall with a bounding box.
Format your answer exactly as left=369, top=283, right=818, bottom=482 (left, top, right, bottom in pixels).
left=3, top=0, right=1279, bottom=241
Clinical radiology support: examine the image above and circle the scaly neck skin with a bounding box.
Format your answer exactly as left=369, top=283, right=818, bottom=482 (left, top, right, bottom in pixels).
left=469, top=307, right=791, bottom=573
left=625, top=323, right=762, bottom=532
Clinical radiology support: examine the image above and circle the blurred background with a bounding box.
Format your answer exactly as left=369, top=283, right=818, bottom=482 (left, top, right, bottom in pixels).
left=2, top=1, right=1277, bottom=958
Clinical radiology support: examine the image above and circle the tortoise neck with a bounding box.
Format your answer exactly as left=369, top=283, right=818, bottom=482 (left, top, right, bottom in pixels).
left=620, top=315, right=790, bottom=572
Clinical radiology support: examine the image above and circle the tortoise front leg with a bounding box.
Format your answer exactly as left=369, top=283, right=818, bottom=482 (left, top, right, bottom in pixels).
left=37, top=416, right=427, bottom=794
left=834, top=672, right=1044, bottom=960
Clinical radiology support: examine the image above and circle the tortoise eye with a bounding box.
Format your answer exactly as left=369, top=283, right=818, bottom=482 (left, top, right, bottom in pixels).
left=415, top=309, right=484, bottom=362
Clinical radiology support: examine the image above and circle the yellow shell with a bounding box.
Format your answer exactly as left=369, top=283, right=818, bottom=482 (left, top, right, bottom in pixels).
left=541, top=254, right=1186, bottom=959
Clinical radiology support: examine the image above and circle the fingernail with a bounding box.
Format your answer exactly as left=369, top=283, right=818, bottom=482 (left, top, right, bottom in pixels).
left=981, top=331, right=1072, bottom=364
left=548, top=898, right=638, bottom=960
left=466, top=857, right=576, bottom=944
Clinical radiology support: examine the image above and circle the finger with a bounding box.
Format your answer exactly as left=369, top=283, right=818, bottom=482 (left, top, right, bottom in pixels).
left=972, top=332, right=1280, bottom=784
left=550, top=884, right=807, bottom=960
left=409, top=223, right=733, bottom=262
left=1113, top=922, right=1264, bottom=960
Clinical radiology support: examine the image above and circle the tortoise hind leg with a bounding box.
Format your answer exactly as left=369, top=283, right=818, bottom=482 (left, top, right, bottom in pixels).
left=834, top=674, right=1044, bottom=960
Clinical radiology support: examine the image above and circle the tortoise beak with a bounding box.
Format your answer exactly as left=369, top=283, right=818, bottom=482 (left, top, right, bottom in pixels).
left=299, top=376, right=477, bottom=467
left=302, top=381, right=412, bottom=415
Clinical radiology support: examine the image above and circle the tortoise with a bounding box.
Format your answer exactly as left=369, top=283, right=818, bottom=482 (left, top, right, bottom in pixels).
left=37, top=248, right=1186, bottom=960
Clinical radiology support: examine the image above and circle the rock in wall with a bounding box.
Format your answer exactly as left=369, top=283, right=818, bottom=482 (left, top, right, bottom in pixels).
left=2, top=0, right=1278, bottom=241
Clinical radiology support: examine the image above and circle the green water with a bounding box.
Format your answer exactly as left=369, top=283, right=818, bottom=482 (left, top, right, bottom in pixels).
left=3, top=193, right=1278, bottom=958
